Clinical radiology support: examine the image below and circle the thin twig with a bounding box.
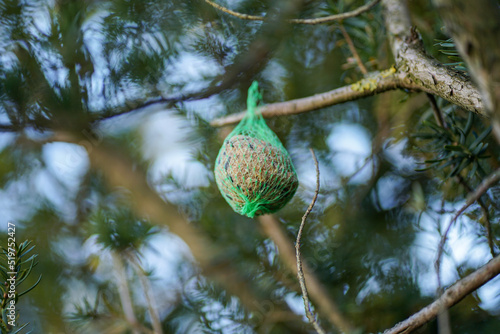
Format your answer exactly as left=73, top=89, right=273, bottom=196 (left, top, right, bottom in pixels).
left=295, top=148, right=325, bottom=334
left=291, top=0, right=381, bottom=25
left=435, top=168, right=500, bottom=289
left=483, top=205, right=496, bottom=257
left=203, top=0, right=264, bottom=20
left=426, top=93, right=447, bottom=129
left=383, top=253, right=500, bottom=334
left=112, top=251, right=141, bottom=334
left=129, top=255, right=164, bottom=334
left=434, top=200, right=451, bottom=334
left=258, top=215, right=356, bottom=333
left=204, top=0, right=381, bottom=25
left=339, top=23, right=368, bottom=75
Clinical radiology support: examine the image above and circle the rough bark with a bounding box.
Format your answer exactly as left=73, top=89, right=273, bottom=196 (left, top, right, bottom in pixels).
left=382, top=0, right=485, bottom=116
left=396, top=32, right=483, bottom=115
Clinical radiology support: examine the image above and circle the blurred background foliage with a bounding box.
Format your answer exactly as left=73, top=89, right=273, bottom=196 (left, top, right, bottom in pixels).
left=0, top=0, right=499, bottom=333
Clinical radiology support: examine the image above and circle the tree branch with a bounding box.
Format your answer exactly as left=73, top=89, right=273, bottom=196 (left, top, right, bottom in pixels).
left=94, top=0, right=304, bottom=124
left=128, top=254, right=164, bottom=334
left=436, top=168, right=500, bottom=278
left=387, top=168, right=500, bottom=334
left=203, top=0, right=381, bottom=25
left=210, top=0, right=486, bottom=128
left=203, top=0, right=264, bottom=21
left=258, top=214, right=356, bottom=333
left=295, top=148, right=325, bottom=334
left=48, top=132, right=305, bottom=331
left=383, top=253, right=500, bottom=334
left=112, top=251, right=141, bottom=334
left=211, top=72, right=420, bottom=126
left=291, top=0, right=381, bottom=25
left=382, top=0, right=484, bottom=115
left=339, top=23, right=368, bottom=75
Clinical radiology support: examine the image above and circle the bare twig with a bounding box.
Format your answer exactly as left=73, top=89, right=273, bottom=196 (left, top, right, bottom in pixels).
left=483, top=206, right=496, bottom=257
left=203, top=0, right=381, bottom=25
left=437, top=310, right=451, bottom=334
left=425, top=92, right=496, bottom=334
left=339, top=23, right=368, bottom=75
left=203, top=0, right=264, bottom=20
left=291, top=0, right=381, bottom=25
left=435, top=168, right=500, bottom=281
left=456, top=175, right=496, bottom=258
left=295, top=148, right=325, bottom=334
left=383, top=253, right=500, bottom=334
left=258, top=215, right=355, bottom=333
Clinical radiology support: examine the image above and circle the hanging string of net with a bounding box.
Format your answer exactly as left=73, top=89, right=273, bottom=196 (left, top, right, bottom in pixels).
left=214, top=81, right=299, bottom=218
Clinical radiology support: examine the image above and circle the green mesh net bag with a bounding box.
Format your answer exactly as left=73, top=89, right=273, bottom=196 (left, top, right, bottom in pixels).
left=214, top=82, right=299, bottom=218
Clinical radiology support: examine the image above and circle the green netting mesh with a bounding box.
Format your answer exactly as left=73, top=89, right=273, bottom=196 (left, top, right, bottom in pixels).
left=214, top=81, right=299, bottom=218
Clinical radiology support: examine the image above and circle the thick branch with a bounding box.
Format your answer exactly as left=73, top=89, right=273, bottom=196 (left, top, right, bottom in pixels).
left=436, top=168, right=500, bottom=275
left=383, top=254, right=500, bottom=334
left=211, top=73, right=419, bottom=126
left=396, top=35, right=483, bottom=115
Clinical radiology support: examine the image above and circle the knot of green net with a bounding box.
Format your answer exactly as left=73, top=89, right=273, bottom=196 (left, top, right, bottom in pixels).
left=214, top=81, right=299, bottom=218
left=246, top=81, right=261, bottom=119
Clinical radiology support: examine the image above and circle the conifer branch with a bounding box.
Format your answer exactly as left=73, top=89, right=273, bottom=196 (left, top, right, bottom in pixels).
left=383, top=253, right=500, bottom=334
left=435, top=168, right=500, bottom=283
